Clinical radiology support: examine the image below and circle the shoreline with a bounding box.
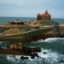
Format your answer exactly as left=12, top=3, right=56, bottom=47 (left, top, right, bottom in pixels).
left=0, top=34, right=64, bottom=42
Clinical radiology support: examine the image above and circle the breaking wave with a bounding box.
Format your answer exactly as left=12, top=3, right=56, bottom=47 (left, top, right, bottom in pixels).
left=0, top=38, right=64, bottom=64
left=5, top=48, right=64, bottom=64
left=45, top=38, right=64, bottom=43
left=36, top=37, right=64, bottom=43
left=0, top=41, right=3, bottom=44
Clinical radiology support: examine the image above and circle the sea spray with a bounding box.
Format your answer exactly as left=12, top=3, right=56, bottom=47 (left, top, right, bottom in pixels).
left=5, top=48, right=64, bottom=64
left=33, top=38, right=61, bottom=43
left=0, top=38, right=64, bottom=64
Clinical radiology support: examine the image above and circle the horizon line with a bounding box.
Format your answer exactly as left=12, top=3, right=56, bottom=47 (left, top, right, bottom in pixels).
left=0, top=16, right=64, bottom=19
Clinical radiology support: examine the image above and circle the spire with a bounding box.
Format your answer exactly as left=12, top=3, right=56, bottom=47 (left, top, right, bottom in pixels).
left=45, top=10, right=48, bottom=15
left=37, top=13, right=41, bottom=16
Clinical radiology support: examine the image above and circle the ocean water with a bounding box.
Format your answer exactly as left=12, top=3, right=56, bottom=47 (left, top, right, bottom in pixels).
left=0, top=17, right=64, bottom=64
left=0, top=17, right=36, bottom=24
left=0, top=17, right=64, bottom=24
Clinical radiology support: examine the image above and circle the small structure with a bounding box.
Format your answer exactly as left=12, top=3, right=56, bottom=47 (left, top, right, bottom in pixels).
left=9, top=20, right=25, bottom=25
left=37, top=10, right=51, bottom=20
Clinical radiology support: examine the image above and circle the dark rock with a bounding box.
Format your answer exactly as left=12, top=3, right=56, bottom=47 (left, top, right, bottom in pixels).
left=0, top=46, right=2, bottom=51
left=59, top=59, right=64, bottom=63
left=31, top=55, right=35, bottom=59
left=30, top=53, right=39, bottom=59
left=20, top=56, right=28, bottom=61
left=43, top=52, right=47, bottom=54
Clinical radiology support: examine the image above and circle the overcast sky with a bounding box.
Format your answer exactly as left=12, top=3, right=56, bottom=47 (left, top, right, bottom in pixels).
left=0, top=0, right=64, bottom=18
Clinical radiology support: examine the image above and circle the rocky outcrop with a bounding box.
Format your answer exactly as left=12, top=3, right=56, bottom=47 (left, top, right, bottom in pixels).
left=3, top=29, right=24, bottom=35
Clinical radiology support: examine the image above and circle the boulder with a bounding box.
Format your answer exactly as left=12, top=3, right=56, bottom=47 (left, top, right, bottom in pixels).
left=30, top=53, right=39, bottom=59
left=20, top=56, right=28, bottom=61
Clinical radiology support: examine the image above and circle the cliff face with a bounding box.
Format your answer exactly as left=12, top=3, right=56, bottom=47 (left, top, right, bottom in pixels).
left=3, top=29, right=24, bottom=35
left=0, top=10, right=64, bottom=42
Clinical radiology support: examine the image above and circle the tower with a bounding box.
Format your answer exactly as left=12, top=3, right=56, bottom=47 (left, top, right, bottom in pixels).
left=45, top=10, right=48, bottom=15
left=37, top=10, right=51, bottom=20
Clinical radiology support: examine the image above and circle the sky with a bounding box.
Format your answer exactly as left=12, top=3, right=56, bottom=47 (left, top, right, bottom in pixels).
left=0, top=0, right=64, bottom=18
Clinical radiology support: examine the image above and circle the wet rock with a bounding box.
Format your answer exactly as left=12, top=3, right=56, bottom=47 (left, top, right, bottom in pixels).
left=59, top=59, right=64, bottom=63
left=31, top=55, right=35, bottom=59
left=43, top=52, right=47, bottom=54
left=20, top=56, right=28, bottom=61
left=30, top=53, right=39, bottom=59
left=0, top=46, right=2, bottom=51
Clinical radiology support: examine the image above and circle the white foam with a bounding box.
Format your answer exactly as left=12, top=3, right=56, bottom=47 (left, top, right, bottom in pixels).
left=37, top=39, right=44, bottom=42
left=44, top=38, right=59, bottom=42
left=0, top=41, right=3, bottom=44
left=38, top=49, right=49, bottom=58
left=32, top=37, right=64, bottom=44
left=23, top=49, right=62, bottom=64
left=6, top=55, right=21, bottom=63
left=34, top=38, right=59, bottom=43
left=15, top=55, right=21, bottom=60
left=38, top=48, right=59, bottom=63
left=6, top=55, right=16, bottom=62
left=5, top=48, right=64, bottom=64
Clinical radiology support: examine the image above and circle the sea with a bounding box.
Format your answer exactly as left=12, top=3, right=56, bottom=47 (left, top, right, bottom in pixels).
left=0, top=17, right=64, bottom=64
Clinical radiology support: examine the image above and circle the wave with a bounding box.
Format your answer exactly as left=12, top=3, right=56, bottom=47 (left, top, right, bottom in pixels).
left=5, top=48, right=64, bottom=64
left=1, top=38, right=64, bottom=64
left=6, top=55, right=21, bottom=64
left=38, top=49, right=59, bottom=63
left=44, top=37, right=60, bottom=43
left=0, top=41, right=3, bottom=44
left=35, top=37, right=64, bottom=43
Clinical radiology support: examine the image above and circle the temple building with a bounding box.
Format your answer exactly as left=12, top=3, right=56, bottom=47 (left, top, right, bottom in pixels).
left=37, top=10, right=51, bottom=20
